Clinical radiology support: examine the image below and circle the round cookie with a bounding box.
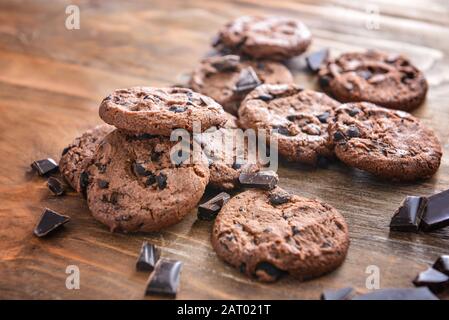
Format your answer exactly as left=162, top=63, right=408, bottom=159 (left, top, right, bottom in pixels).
left=59, top=124, right=114, bottom=193
left=318, top=50, right=428, bottom=111
left=328, top=102, right=442, bottom=181
left=212, top=188, right=349, bottom=282
left=214, top=16, right=312, bottom=60
left=99, top=87, right=227, bottom=136
left=238, top=84, right=340, bottom=165
left=189, top=55, right=293, bottom=115
left=86, top=130, right=210, bottom=232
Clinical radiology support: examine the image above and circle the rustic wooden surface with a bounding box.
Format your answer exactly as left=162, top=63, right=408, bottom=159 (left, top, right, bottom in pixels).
left=0, top=0, right=449, bottom=300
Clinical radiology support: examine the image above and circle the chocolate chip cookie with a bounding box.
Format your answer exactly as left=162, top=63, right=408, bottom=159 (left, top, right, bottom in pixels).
left=99, top=87, right=227, bottom=136
left=59, top=124, right=114, bottom=193
left=238, top=84, right=340, bottom=165
left=212, top=188, right=349, bottom=282
left=189, top=55, right=293, bottom=115
left=214, top=16, right=312, bottom=60
left=86, top=130, right=210, bottom=232
left=329, top=102, right=442, bottom=181
left=318, top=50, right=428, bottom=111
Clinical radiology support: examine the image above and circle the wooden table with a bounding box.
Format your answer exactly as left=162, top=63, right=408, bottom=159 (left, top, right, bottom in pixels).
left=0, top=0, right=448, bottom=300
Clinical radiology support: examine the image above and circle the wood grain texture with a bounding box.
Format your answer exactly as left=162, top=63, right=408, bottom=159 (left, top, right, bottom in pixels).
left=0, top=0, right=448, bottom=299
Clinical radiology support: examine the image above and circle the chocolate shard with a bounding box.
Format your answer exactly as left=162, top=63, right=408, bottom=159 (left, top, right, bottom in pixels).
left=34, top=208, right=70, bottom=237
left=413, top=267, right=449, bottom=293
left=433, top=255, right=449, bottom=276
left=268, top=189, right=291, bottom=205
left=390, top=196, right=427, bottom=232
left=47, top=177, right=65, bottom=196
left=234, top=67, right=261, bottom=93
left=420, top=189, right=449, bottom=231
left=198, top=192, right=230, bottom=221
left=353, top=287, right=438, bottom=300
left=239, top=171, right=279, bottom=190
left=79, top=171, right=89, bottom=198
left=255, top=262, right=284, bottom=282
left=136, top=241, right=161, bottom=272
left=320, top=287, right=354, bottom=300
left=211, top=55, right=240, bottom=72
left=306, top=48, right=329, bottom=73
left=145, top=259, right=183, bottom=297
left=31, top=158, right=58, bottom=176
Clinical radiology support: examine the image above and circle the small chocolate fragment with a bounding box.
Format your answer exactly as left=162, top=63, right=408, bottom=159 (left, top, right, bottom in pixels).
left=420, top=189, right=449, bottom=231
left=320, top=287, right=354, bottom=300
left=353, top=287, right=438, bottom=300
left=272, top=125, right=291, bottom=136
left=145, top=259, right=183, bottom=297
left=79, top=171, right=89, bottom=197
left=390, top=196, right=427, bottom=232
left=168, top=105, right=186, bottom=113
left=133, top=162, right=151, bottom=177
left=239, top=171, right=279, bottom=190
left=268, top=189, right=291, bottom=205
left=136, top=241, right=161, bottom=272
left=234, top=67, right=261, bottom=92
left=255, top=262, right=284, bottom=282
left=198, top=192, right=230, bottom=221
left=306, top=48, right=329, bottom=73
left=346, top=126, right=360, bottom=138
left=433, top=255, right=449, bottom=276
left=258, top=93, right=273, bottom=102
left=31, top=158, right=58, bottom=176
left=97, top=179, right=109, bottom=189
left=318, top=75, right=331, bottom=87
left=333, top=131, right=345, bottom=141
left=211, top=55, right=240, bottom=72
left=413, top=267, right=449, bottom=293
left=316, top=112, right=330, bottom=124
left=34, top=208, right=70, bottom=237
left=156, top=173, right=167, bottom=189
left=47, top=177, right=65, bottom=196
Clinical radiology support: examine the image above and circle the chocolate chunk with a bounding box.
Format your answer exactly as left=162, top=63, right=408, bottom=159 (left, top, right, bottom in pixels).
left=333, top=131, right=345, bottom=141
left=133, top=162, right=151, bottom=177
left=211, top=55, right=240, bottom=71
left=258, top=93, right=274, bottom=101
left=255, top=262, right=284, bottom=281
left=145, top=174, right=156, bottom=186
left=61, top=146, right=70, bottom=156
left=291, top=226, right=301, bottom=235
left=156, top=173, right=167, bottom=189
left=34, top=208, right=70, bottom=237
left=97, top=179, right=109, bottom=189
left=268, top=189, right=291, bottom=205
left=232, top=162, right=242, bottom=170
left=390, top=196, right=427, bottom=232
left=234, top=67, right=261, bottom=92
left=433, top=255, right=449, bottom=276
left=347, top=126, right=359, bottom=139
left=47, top=177, right=65, bottom=196
left=420, top=189, right=449, bottom=231
left=348, top=108, right=360, bottom=117
left=239, top=171, right=278, bottom=190
left=306, top=48, right=329, bottom=72
left=413, top=267, right=449, bottom=293
left=353, top=287, right=438, bottom=300
left=198, top=192, right=231, bottom=221
left=79, top=171, right=89, bottom=197
left=319, top=75, right=331, bottom=87
left=316, top=112, right=330, bottom=123
left=320, top=287, right=354, bottom=300
left=273, top=125, right=291, bottom=136
left=168, top=105, right=187, bottom=113
left=136, top=241, right=161, bottom=272
left=31, top=158, right=58, bottom=176
left=145, top=259, right=183, bottom=297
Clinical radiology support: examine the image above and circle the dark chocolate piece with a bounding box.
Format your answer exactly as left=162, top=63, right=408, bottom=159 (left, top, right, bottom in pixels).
left=133, top=162, right=151, bottom=177
left=34, top=208, right=70, bottom=237
left=198, top=192, right=230, bottom=221
left=390, top=196, right=427, bottom=232
left=156, top=173, right=167, bottom=189
left=258, top=93, right=273, bottom=101
left=347, top=126, right=360, bottom=138
left=239, top=171, right=279, bottom=190
left=353, top=287, right=438, bottom=300
left=316, top=112, right=330, bottom=123
left=79, top=171, right=89, bottom=197
left=433, top=255, right=449, bottom=276
left=413, top=267, right=449, bottom=293
left=136, top=241, right=161, bottom=272
left=420, top=189, right=449, bottom=231
left=145, top=259, right=183, bottom=297
left=47, top=177, right=65, bottom=196
left=97, top=179, right=109, bottom=189
left=268, top=189, right=291, bottom=205
left=168, top=105, right=187, bottom=113
left=31, top=158, right=58, bottom=176
left=255, top=262, right=284, bottom=281
left=320, top=287, right=354, bottom=300
left=211, top=55, right=240, bottom=71
left=234, top=67, right=261, bottom=92
left=306, top=48, right=329, bottom=73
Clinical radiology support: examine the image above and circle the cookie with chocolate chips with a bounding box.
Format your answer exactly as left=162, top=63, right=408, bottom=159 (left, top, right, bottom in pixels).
left=318, top=50, right=428, bottom=111
left=238, top=84, right=340, bottom=165
left=329, top=102, right=442, bottom=181
left=189, top=55, right=293, bottom=115
left=214, top=16, right=312, bottom=60
left=212, top=188, right=349, bottom=282
left=99, top=87, right=226, bottom=136
left=59, top=124, right=114, bottom=193
left=86, top=130, right=210, bottom=232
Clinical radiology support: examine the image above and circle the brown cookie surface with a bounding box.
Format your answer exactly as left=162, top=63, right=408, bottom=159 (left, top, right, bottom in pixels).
left=215, top=16, right=312, bottom=60
left=329, top=102, right=442, bottom=181
left=86, top=130, right=210, bottom=232
left=318, top=50, right=428, bottom=111
left=238, top=84, right=340, bottom=165
left=59, top=124, right=114, bottom=193
left=212, top=188, right=349, bottom=282
left=99, top=87, right=226, bottom=136
left=189, top=55, right=293, bottom=115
